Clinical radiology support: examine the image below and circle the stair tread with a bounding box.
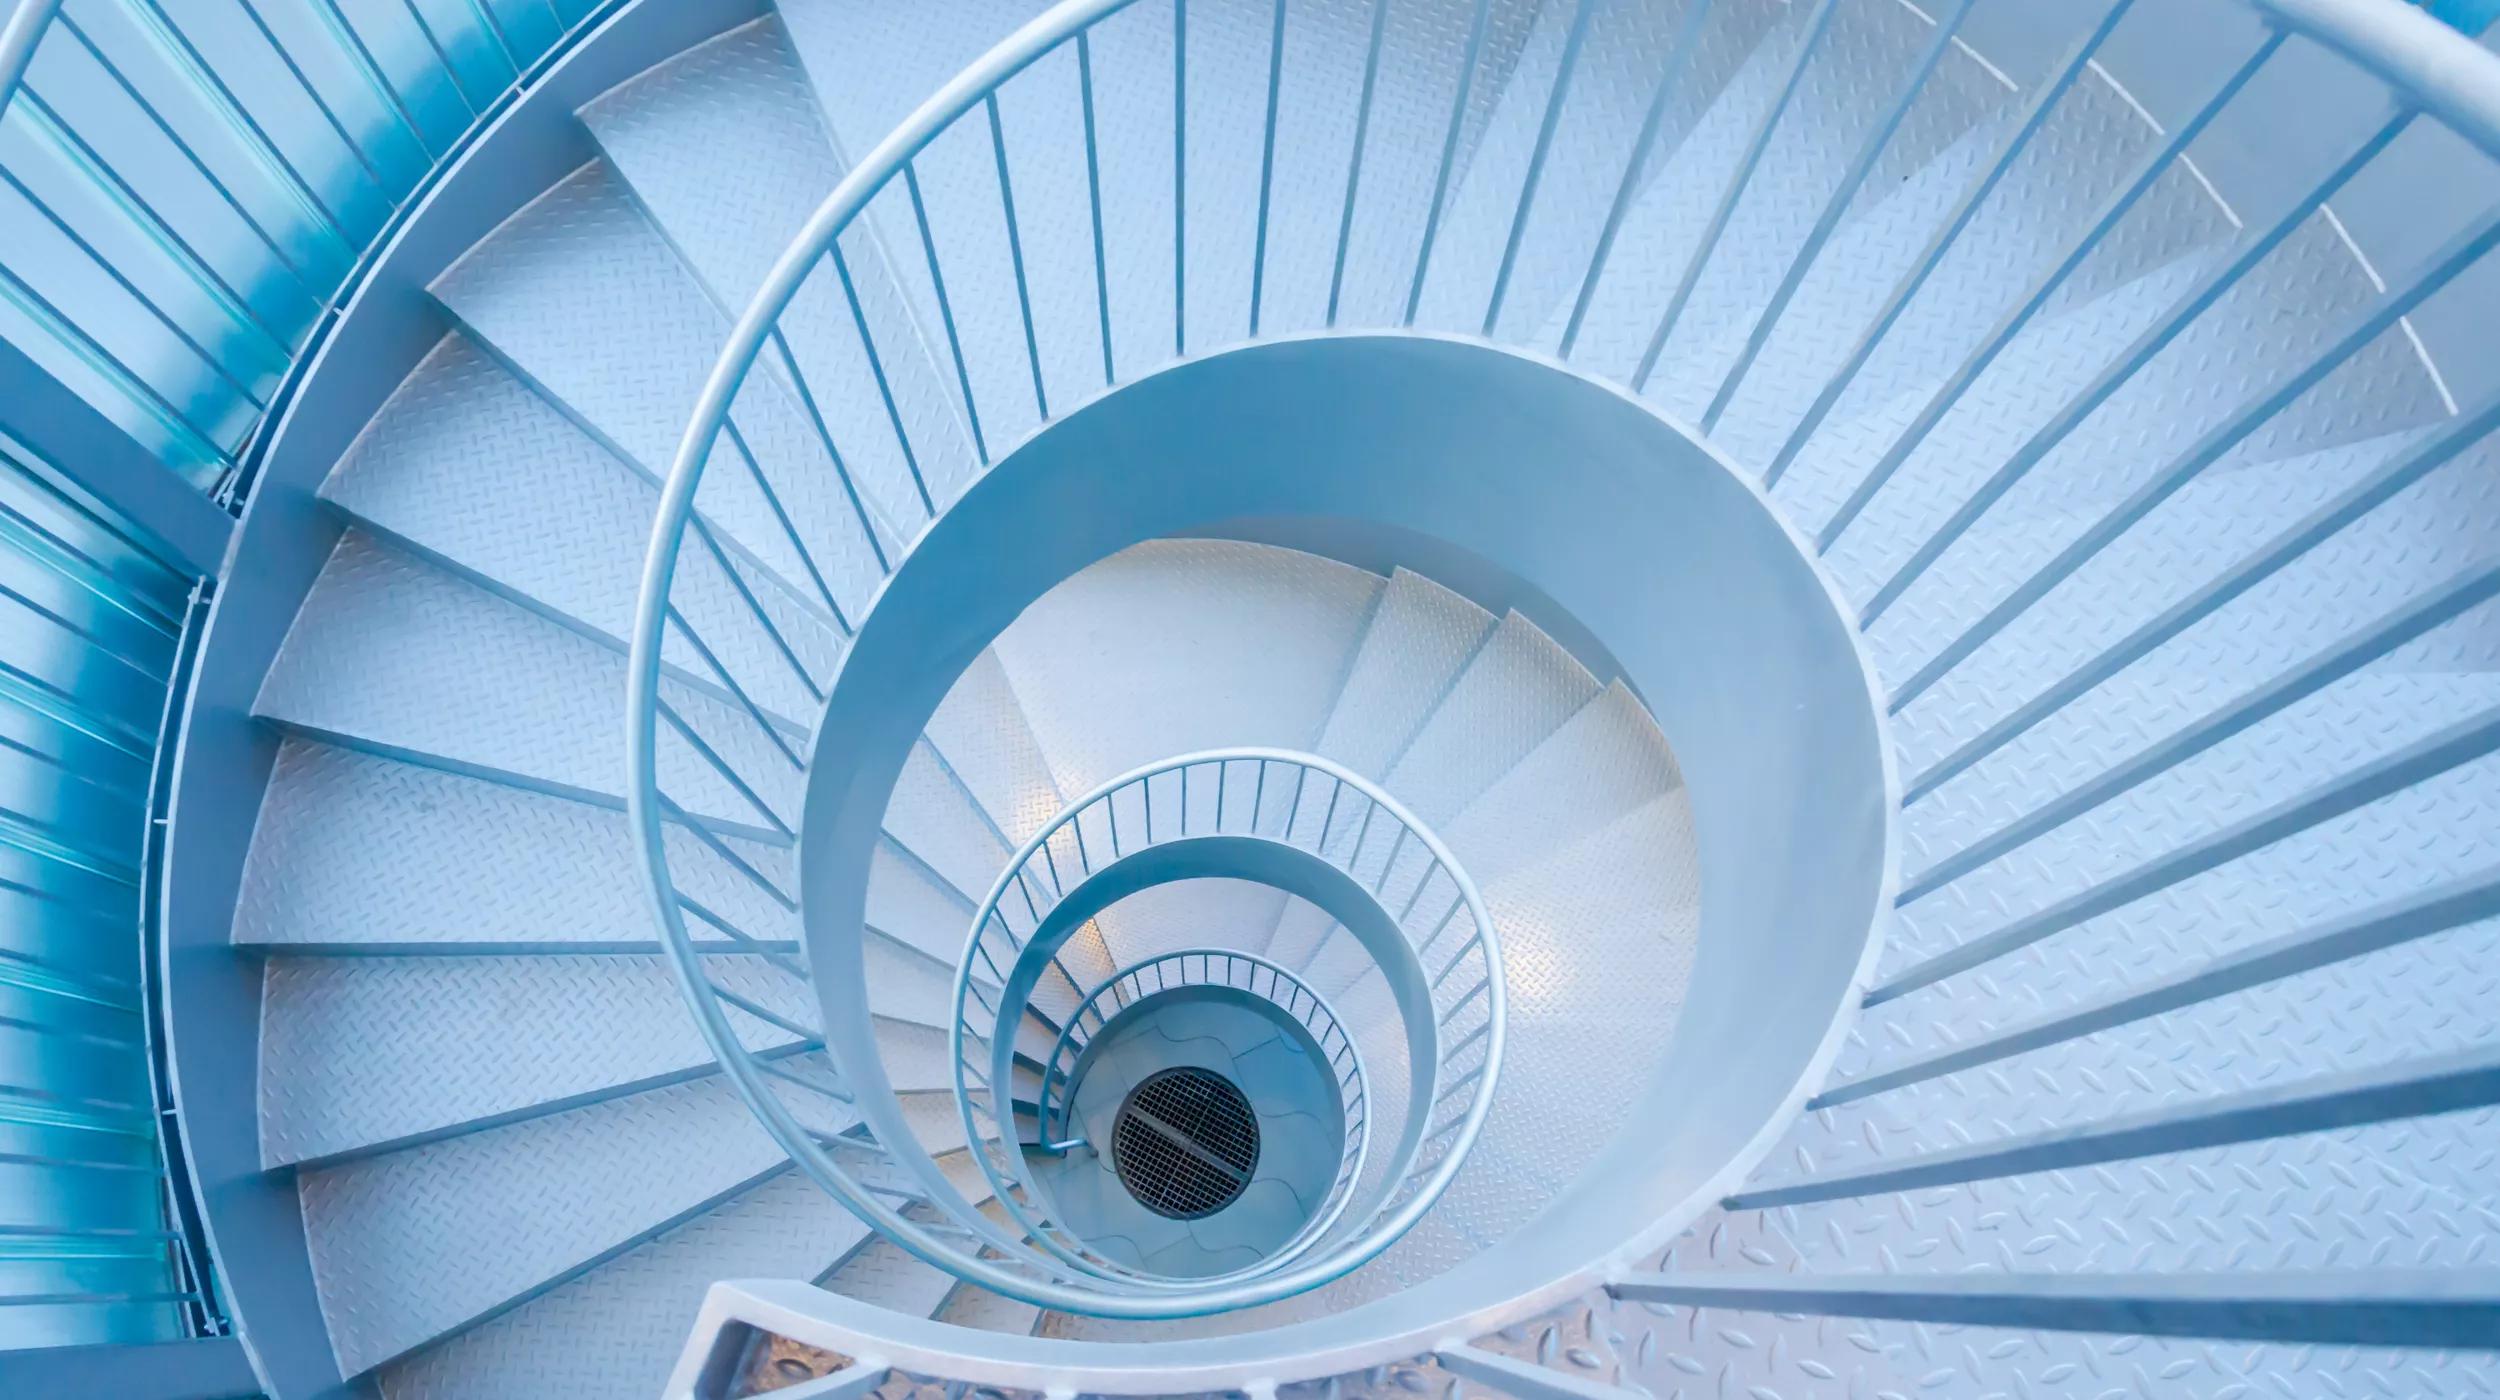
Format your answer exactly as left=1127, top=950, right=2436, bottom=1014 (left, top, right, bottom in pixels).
left=925, top=647, right=1066, bottom=851
left=323, top=333, right=838, bottom=725
left=257, top=953, right=817, bottom=1168
left=431, top=161, right=891, bottom=615
left=300, top=1074, right=833, bottom=1375
left=374, top=1169, right=869, bottom=1400
left=1309, top=567, right=1498, bottom=781
left=235, top=740, right=794, bottom=954
left=255, top=532, right=801, bottom=837
left=583, top=14, right=976, bottom=529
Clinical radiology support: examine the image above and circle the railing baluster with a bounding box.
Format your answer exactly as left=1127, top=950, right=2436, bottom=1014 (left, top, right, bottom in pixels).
left=1484, top=0, right=1594, bottom=337
left=983, top=93, right=1048, bottom=421
left=1327, top=0, right=1390, bottom=327
left=1405, top=0, right=1493, bottom=324
left=234, top=0, right=391, bottom=197
left=827, top=246, right=937, bottom=519
left=1559, top=0, right=1716, bottom=359
left=400, top=0, right=481, bottom=114
left=1814, top=29, right=2287, bottom=551
left=1904, top=388, right=2500, bottom=805
left=903, top=162, right=990, bottom=465
left=54, top=14, right=329, bottom=294
left=131, top=0, right=362, bottom=245
left=1821, top=870, right=2500, bottom=1111
left=1886, top=200, right=2500, bottom=710
left=311, top=0, right=436, bottom=159
left=719, top=418, right=851, bottom=630
left=1854, top=106, right=2418, bottom=611
left=1899, top=562, right=2500, bottom=903
left=1634, top=0, right=1847, bottom=391
left=1703, top=0, right=1979, bottom=430
left=1870, top=708, right=2500, bottom=1004
left=663, top=605, right=805, bottom=771
left=654, top=699, right=794, bottom=840
left=1173, top=0, right=1188, bottom=355
left=1077, top=30, right=1114, bottom=385
left=1248, top=0, right=1287, bottom=335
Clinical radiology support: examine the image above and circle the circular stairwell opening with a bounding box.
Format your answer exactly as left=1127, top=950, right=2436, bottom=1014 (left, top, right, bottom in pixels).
left=1111, top=1067, right=1262, bottom=1220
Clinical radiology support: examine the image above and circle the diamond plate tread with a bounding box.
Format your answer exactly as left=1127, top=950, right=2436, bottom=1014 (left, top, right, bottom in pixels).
left=1309, top=567, right=1498, bottom=780
left=1595, top=0, right=2009, bottom=412
left=820, top=1232, right=960, bottom=1319
left=883, top=738, right=1017, bottom=909
left=1883, top=673, right=2500, bottom=986
left=1417, top=0, right=1789, bottom=343
left=1888, top=426, right=2480, bottom=779
left=234, top=740, right=794, bottom=953
left=300, top=1073, right=822, bottom=1375
left=1300, top=679, right=1681, bottom=992
left=866, top=835, right=980, bottom=967
left=1840, top=219, right=2451, bottom=675
left=257, top=953, right=817, bottom=1167
left=1267, top=606, right=1598, bottom=972
left=376, top=1168, right=869, bottom=1400
left=321, top=333, right=839, bottom=725
left=991, top=540, right=1384, bottom=797
left=1765, top=246, right=2220, bottom=550
left=1845, top=748, right=2500, bottom=1164
left=582, top=16, right=979, bottom=525
left=924, top=647, right=1066, bottom=848
left=933, top=1282, right=1044, bottom=1335
left=1382, top=609, right=1600, bottom=826
left=429, top=162, right=894, bottom=614
left=1703, top=65, right=2240, bottom=468
left=254, top=531, right=800, bottom=837
left=1787, top=911, right=2500, bottom=1184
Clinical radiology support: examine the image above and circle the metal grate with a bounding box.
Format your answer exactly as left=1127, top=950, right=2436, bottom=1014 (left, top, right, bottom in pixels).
left=1110, top=1068, right=1260, bottom=1219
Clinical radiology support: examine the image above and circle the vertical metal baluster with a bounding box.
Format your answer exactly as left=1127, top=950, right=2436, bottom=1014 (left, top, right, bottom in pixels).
left=1039, top=835, right=1066, bottom=900
left=1248, top=0, right=1289, bottom=334
left=1704, top=0, right=1980, bottom=431
left=400, top=0, right=482, bottom=115
left=1560, top=0, right=1716, bottom=358
left=1855, top=104, right=2418, bottom=616
left=1760, top=0, right=2134, bottom=488
left=1634, top=0, right=1846, bottom=391
left=1372, top=827, right=1406, bottom=895
left=903, top=162, right=990, bottom=465
left=1888, top=200, right=2500, bottom=713
left=1285, top=763, right=1313, bottom=842
left=1143, top=770, right=1156, bottom=844
left=1215, top=758, right=1229, bottom=829
left=129, top=0, right=363, bottom=246
left=827, top=244, right=936, bottom=519
left=720, top=416, right=851, bottom=630
left=1315, top=777, right=1345, bottom=853
left=1327, top=0, right=1391, bottom=327
left=0, top=263, right=225, bottom=464
left=16, top=89, right=299, bottom=354
left=234, top=0, right=393, bottom=197
left=1814, top=29, right=2287, bottom=549
left=1405, top=0, right=1493, bottom=324
left=1109, top=785, right=1124, bottom=858
left=984, top=93, right=1049, bottom=420
left=1173, top=0, right=1188, bottom=355
left=0, top=165, right=272, bottom=406
left=1072, top=806, right=1093, bottom=874
left=310, top=0, right=437, bottom=158
left=664, top=606, right=802, bottom=769
left=1077, top=30, right=1115, bottom=385
left=56, top=15, right=331, bottom=294
left=463, top=0, right=523, bottom=77
left=1484, top=0, right=1595, bottom=337
left=1251, top=759, right=1270, bottom=834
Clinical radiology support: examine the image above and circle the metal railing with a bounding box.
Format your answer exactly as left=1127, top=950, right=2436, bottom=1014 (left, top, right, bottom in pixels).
left=948, top=750, right=1494, bottom=1292
left=1029, top=947, right=1371, bottom=1279
left=630, top=0, right=2500, bottom=1351
left=0, top=0, right=622, bottom=498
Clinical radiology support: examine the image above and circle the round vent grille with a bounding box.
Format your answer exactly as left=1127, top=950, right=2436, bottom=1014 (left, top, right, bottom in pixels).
left=1110, top=1067, right=1260, bottom=1219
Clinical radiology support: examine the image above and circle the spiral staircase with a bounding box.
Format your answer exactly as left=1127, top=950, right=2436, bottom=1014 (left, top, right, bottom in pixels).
left=5, top=0, right=2500, bottom=1396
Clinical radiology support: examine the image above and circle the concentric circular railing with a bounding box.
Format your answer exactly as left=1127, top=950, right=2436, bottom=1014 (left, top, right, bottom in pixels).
left=949, top=750, right=1492, bottom=1290
left=630, top=0, right=2500, bottom=1346
left=1030, top=948, right=1372, bottom=1279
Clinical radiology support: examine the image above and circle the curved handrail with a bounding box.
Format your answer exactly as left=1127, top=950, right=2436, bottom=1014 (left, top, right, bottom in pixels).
left=0, top=0, right=62, bottom=114
left=1031, top=947, right=1372, bottom=1283
left=2251, top=0, right=2500, bottom=156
